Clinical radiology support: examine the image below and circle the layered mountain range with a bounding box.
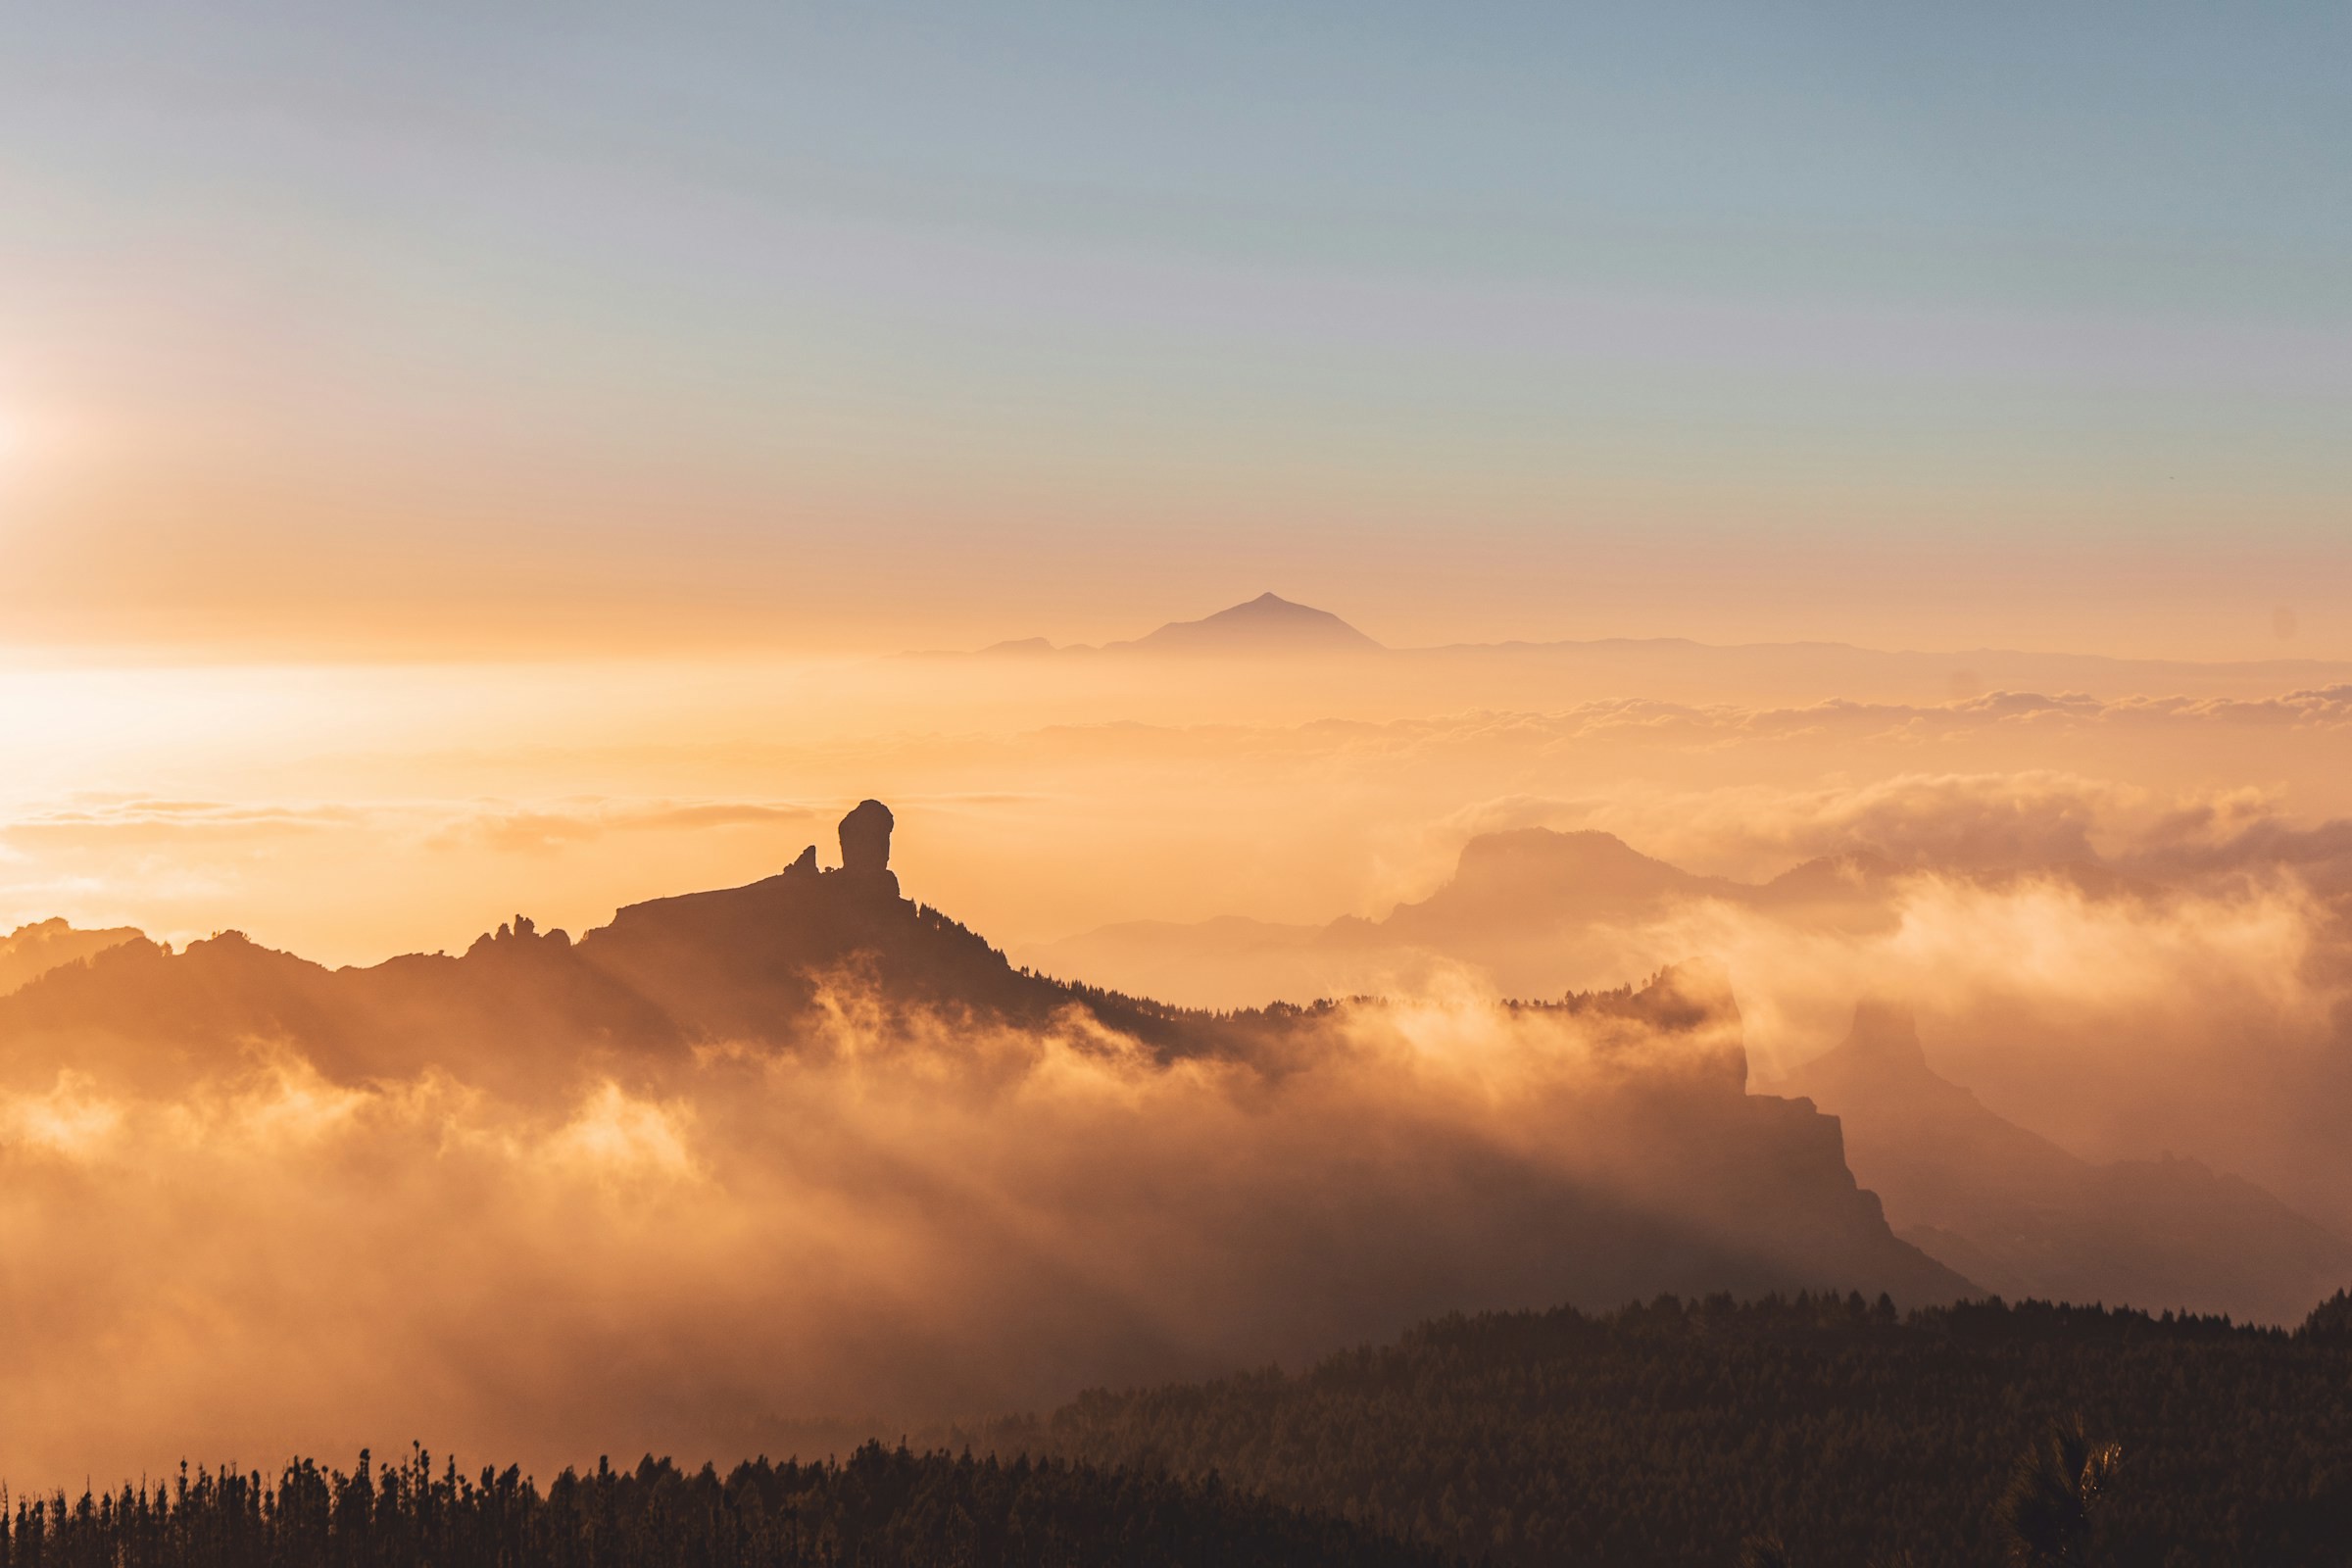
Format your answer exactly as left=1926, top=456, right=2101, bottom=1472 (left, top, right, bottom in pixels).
left=1025, top=827, right=1971, bottom=1004
left=1027, top=823, right=2352, bottom=1323
left=0, top=803, right=1964, bottom=1320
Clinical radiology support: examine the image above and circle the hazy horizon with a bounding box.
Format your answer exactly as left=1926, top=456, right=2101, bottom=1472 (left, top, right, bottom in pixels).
left=2, top=9, right=2347, bottom=1554
left=6, top=4, right=2351, bottom=663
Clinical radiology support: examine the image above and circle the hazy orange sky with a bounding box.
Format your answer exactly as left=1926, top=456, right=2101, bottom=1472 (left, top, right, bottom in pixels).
left=11, top=6, right=2352, bottom=1502
left=3, top=4, right=2348, bottom=662
left=2, top=2, right=2350, bottom=958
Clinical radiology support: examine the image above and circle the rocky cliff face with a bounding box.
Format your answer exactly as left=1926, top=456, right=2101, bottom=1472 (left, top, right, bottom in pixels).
left=1788, top=1001, right=2352, bottom=1323
left=1499, top=964, right=1970, bottom=1305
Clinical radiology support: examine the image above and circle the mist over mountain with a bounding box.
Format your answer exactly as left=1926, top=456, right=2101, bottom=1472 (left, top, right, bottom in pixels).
left=1024, top=826, right=1928, bottom=1005
left=1029, top=823, right=2352, bottom=1322
left=14, top=0, right=2351, bottom=1555
left=1788, top=1002, right=2352, bottom=1326
left=0, top=918, right=145, bottom=998
left=0, top=801, right=1969, bottom=1487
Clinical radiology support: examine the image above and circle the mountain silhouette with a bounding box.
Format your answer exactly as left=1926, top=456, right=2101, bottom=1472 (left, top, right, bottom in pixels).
left=966, top=594, right=1383, bottom=657
left=1787, top=1001, right=2352, bottom=1324
left=1027, top=827, right=1909, bottom=1004
left=1379, top=829, right=1743, bottom=943
left=1026, top=828, right=2150, bottom=1007
left=0, top=806, right=1219, bottom=1093
left=1021, top=832, right=2346, bottom=1315
left=0, top=802, right=1965, bottom=1310
left=934, top=599, right=2352, bottom=701
left=0, top=917, right=145, bottom=998
left=1112, top=592, right=1382, bottom=653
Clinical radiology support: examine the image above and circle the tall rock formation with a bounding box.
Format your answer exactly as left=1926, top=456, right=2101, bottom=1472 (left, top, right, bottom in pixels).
left=837, top=799, right=899, bottom=896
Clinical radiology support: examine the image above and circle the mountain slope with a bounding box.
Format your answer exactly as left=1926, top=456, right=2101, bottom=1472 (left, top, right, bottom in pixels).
left=1787, top=1001, right=2352, bottom=1323
left=972, top=1293, right=2352, bottom=1568
left=14, top=1444, right=1448, bottom=1568
left=0, top=918, right=145, bottom=998
left=0, top=804, right=1967, bottom=1320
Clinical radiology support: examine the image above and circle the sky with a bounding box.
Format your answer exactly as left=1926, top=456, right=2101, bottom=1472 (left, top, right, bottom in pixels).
left=2, top=1, right=2347, bottom=659
left=10, top=7, right=2352, bottom=1490
left=2, top=0, right=2351, bottom=963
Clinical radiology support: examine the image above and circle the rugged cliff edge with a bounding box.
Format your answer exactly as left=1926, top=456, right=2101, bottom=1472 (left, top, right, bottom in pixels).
left=1788, top=1001, right=2351, bottom=1323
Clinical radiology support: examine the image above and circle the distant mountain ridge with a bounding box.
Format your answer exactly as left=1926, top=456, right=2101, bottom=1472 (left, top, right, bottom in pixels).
left=0, top=802, right=1967, bottom=1315
left=979, top=592, right=1382, bottom=656
left=944, top=595, right=2352, bottom=702
left=1024, top=825, right=2352, bottom=1321
left=1786, top=1002, right=2352, bottom=1326
left=1025, top=828, right=1930, bottom=1006
left=1026, top=826, right=2147, bottom=1005
left=1111, top=592, right=1382, bottom=653
left=0, top=918, right=145, bottom=998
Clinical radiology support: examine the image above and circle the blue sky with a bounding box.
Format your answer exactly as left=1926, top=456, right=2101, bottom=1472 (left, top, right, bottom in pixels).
left=1, top=2, right=2345, bottom=654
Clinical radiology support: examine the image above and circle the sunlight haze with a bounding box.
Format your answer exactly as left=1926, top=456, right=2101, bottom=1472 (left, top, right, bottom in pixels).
left=2, top=9, right=2350, bottom=1561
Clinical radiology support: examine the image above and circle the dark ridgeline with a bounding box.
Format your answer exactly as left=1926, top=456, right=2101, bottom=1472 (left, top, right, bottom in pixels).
left=0, top=1444, right=1440, bottom=1568
left=968, top=1292, right=2352, bottom=1567
left=0, top=800, right=1300, bottom=1084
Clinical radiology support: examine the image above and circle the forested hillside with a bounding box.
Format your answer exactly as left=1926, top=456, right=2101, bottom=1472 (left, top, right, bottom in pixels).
left=976, top=1293, right=2352, bottom=1567
left=0, top=1443, right=1438, bottom=1568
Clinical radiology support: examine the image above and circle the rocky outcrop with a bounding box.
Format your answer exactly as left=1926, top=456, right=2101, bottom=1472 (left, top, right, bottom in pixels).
left=837, top=799, right=899, bottom=896
left=465, top=913, right=571, bottom=956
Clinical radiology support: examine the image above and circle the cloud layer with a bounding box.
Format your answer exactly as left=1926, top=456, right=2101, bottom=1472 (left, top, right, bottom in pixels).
left=0, top=962, right=1942, bottom=1493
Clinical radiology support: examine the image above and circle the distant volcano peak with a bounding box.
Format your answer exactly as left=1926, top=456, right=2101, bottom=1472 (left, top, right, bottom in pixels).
left=1117, top=593, right=1382, bottom=654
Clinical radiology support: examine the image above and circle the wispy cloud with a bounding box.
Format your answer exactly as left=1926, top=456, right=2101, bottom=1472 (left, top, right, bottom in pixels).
left=441, top=801, right=818, bottom=855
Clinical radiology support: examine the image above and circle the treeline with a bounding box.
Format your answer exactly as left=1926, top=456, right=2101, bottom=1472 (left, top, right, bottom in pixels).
left=0, top=1443, right=1441, bottom=1568
left=18, top=1295, right=2352, bottom=1566
left=975, top=1291, right=2352, bottom=1567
